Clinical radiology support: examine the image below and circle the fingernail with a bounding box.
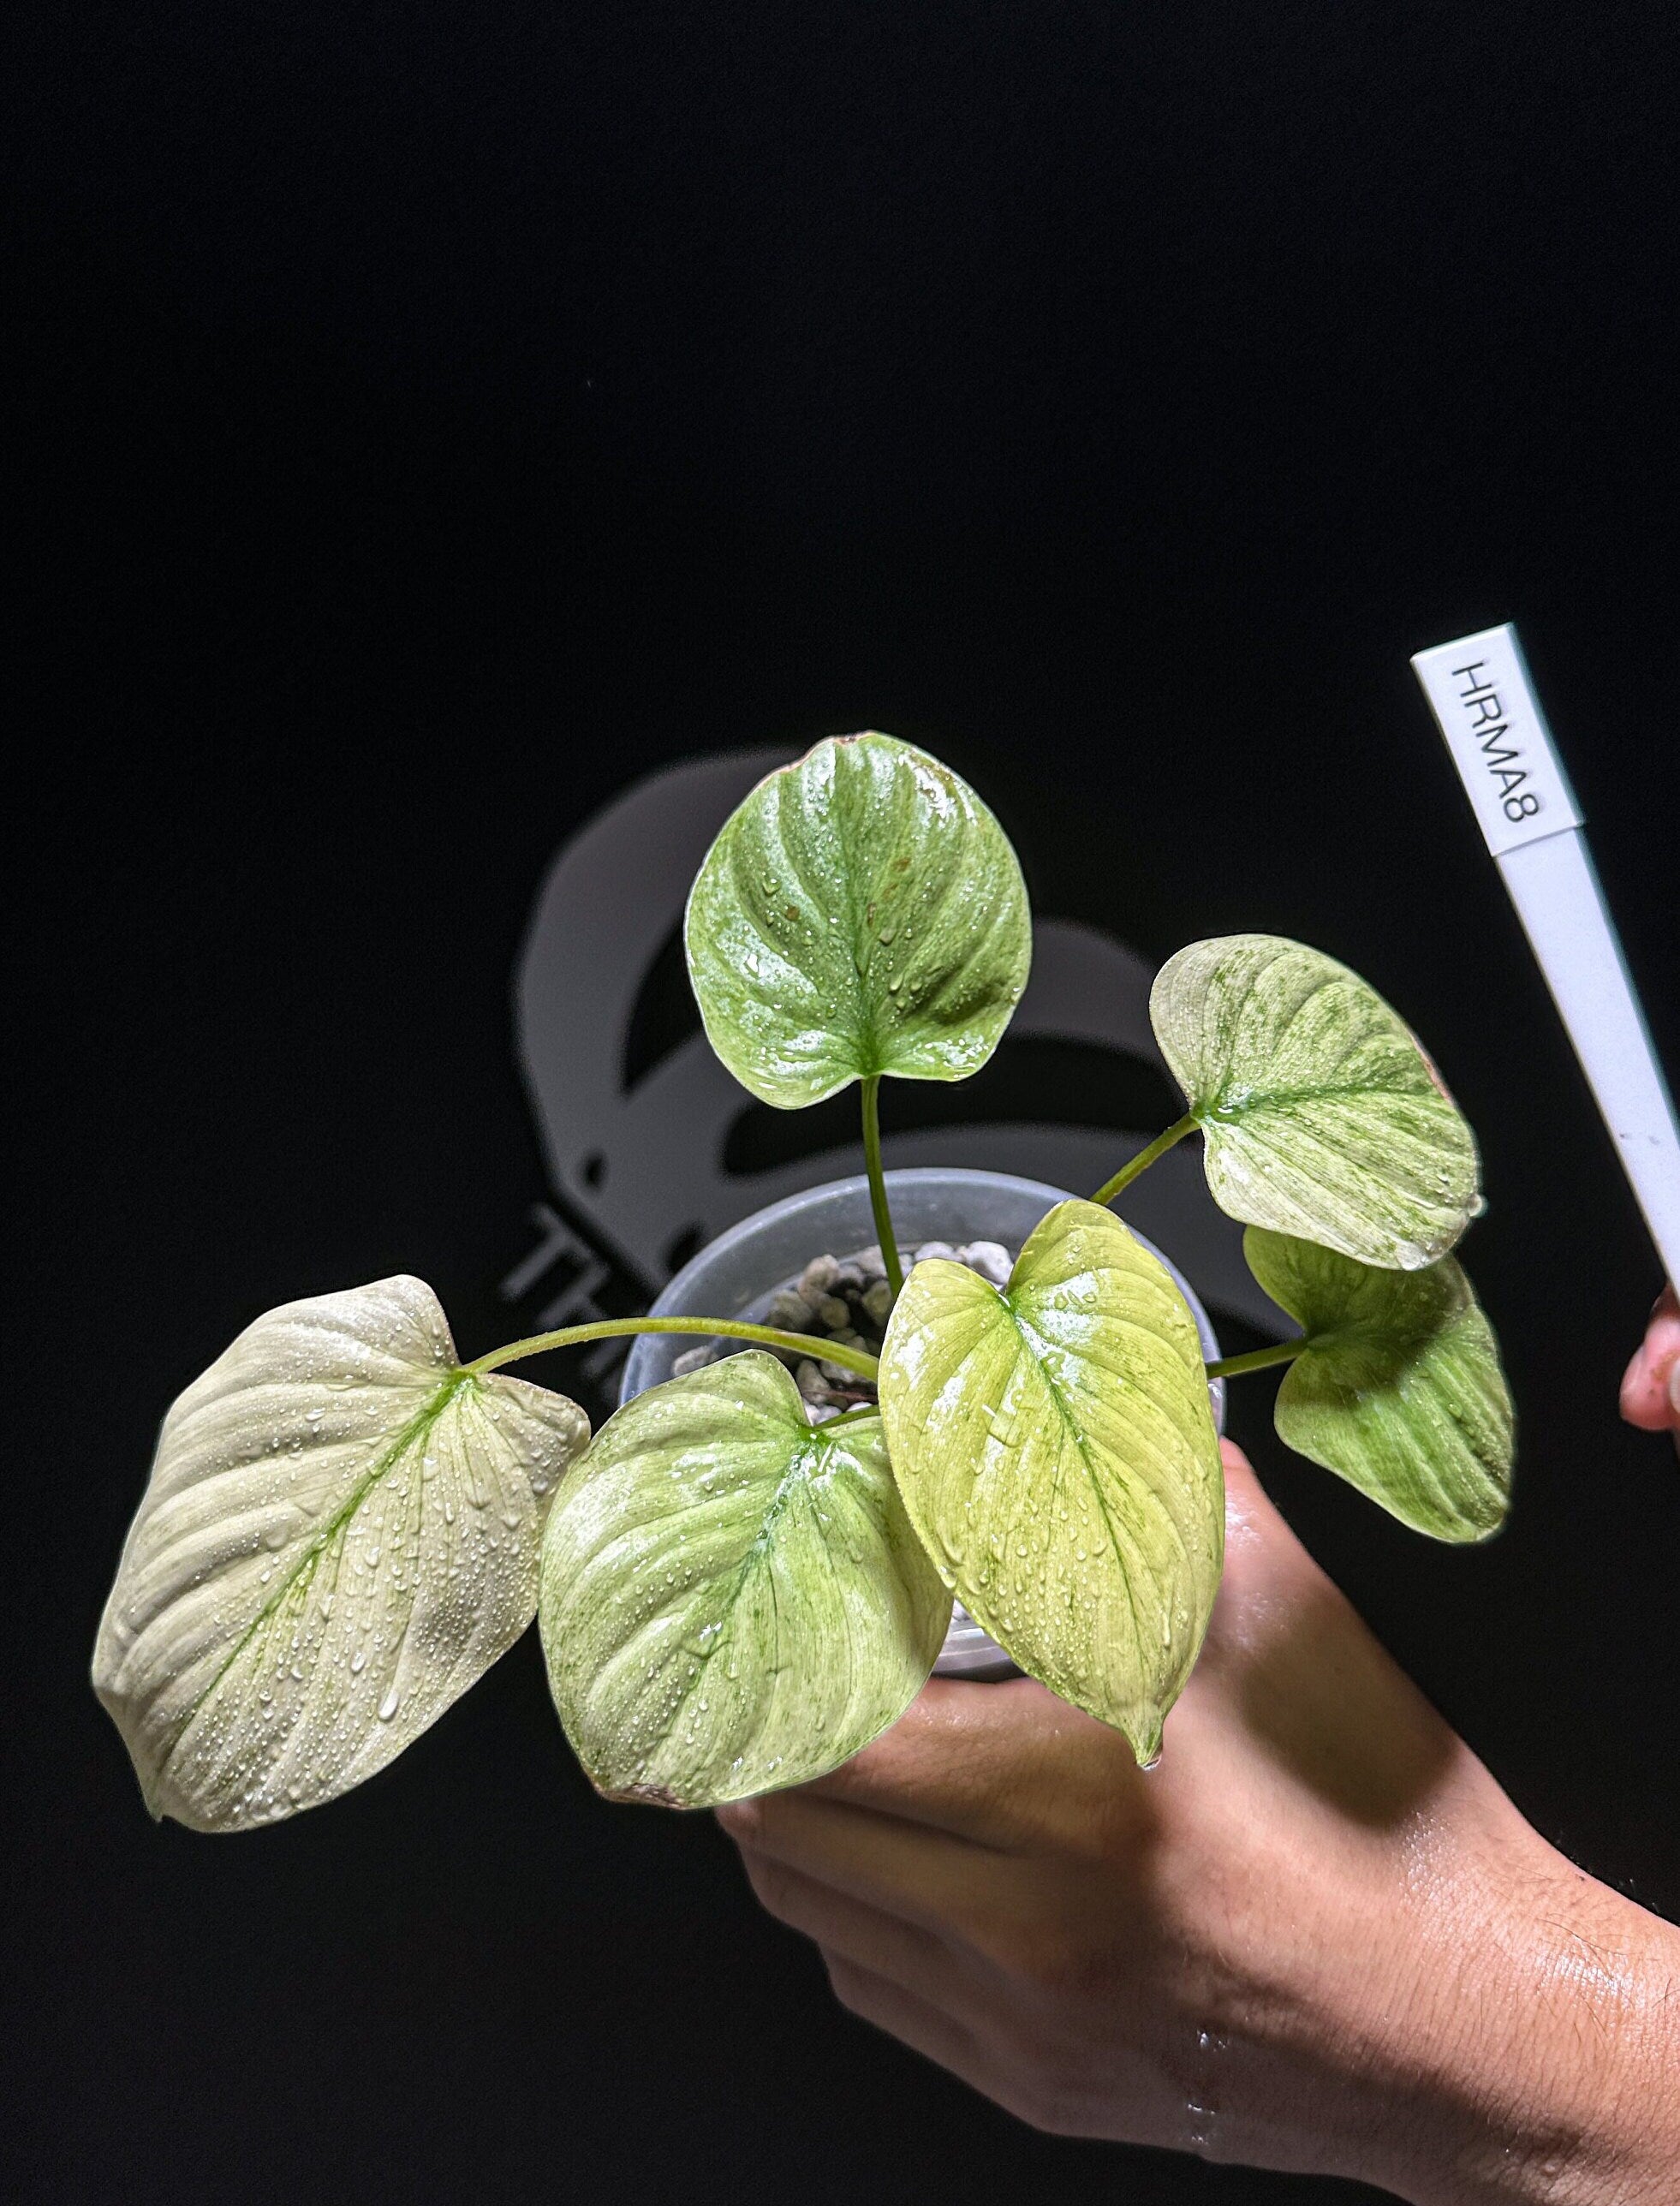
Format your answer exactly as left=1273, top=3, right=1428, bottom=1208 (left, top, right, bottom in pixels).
left=1668, top=1361, right=1680, bottom=1416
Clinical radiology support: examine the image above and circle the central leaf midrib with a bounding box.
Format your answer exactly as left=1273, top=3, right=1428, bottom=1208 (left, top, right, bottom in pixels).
left=1293, top=1310, right=1451, bottom=1370
left=999, top=1297, right=1151, bottom=1668
left=836, top=751, right=968, bottom=1076
left=764, top=779, right=882, bottom=1069
left=1206, top=1072, right=1433, bottom=1119
left=158, top=1369, right=474, bottom=1781
left=646, top=1420, right=873, bottom=1762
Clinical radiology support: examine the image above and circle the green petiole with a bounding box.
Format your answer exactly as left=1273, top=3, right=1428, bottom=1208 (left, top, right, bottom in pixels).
left=861, top=1073, right=904, bottom=1297
left=467, top=1316, right=881, bottom=1381
left=1204, top=1339, right=1306, bottom=1381
left=1091, top=1112, right=1200, bottom=1208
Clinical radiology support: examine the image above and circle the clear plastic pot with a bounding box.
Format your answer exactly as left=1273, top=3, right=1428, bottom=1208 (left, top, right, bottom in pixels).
left=620, top=1167, right=1225, bottom=1678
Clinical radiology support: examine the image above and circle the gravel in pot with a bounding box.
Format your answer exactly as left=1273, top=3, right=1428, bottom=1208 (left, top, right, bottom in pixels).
left=669, top=1239, right=1016, bottom=1417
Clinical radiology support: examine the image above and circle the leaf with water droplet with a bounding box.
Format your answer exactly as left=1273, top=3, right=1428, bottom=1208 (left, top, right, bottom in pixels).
left=1151, top=936, right=1480, bottom=1268
left=684, top=733, right=1031, bottom=1107
left=92, top=1276, right=588, bottom=1831
left=1243, top=1228, right=1513, bottom=1540
left=540, top=1354, right=950, bottom=1808
left=879, top=1201, right=1224, bottom=1764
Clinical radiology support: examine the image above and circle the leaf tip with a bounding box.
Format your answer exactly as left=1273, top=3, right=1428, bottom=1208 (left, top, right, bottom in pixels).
left=1132, top=1717, right=1165, bottom=1770
left=599, top=1776, right=688, bottom=1811
left=1437, top=1494, right=1513, bottom=1546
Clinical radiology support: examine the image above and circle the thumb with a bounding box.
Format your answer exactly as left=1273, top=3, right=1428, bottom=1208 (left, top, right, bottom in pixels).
left=1219, top=1434, right=1290, bottom=1537
left=1216, top=1435, right=1316, bottom=1575
left=1198, top=1437, right=1333, bottom=1674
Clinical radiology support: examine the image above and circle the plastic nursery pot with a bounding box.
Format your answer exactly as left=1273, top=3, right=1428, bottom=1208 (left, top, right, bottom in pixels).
left=621, top=1167, right=1226, bottom=1681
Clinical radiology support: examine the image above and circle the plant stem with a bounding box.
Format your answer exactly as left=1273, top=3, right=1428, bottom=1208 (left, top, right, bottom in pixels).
left=1090, top=1113, right=1200, bottom=1207
left=861, top=1074, right=904, bottom=1297
left=1204, top=1339, right=1305, bottom=1381
left=466, top=1317, right=880, bottom=1380
left=821, top=1404, right=883, bottom=1428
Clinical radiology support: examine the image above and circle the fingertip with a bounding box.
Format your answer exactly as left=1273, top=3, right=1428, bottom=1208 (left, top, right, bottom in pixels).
left=1620, top=1344, right=1658, bottom=1428
left=1621, top=1336, right=1680, bottom=1433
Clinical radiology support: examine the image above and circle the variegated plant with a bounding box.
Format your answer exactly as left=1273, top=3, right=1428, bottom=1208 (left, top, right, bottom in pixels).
left=96, top=731, right=1513, bottom=1832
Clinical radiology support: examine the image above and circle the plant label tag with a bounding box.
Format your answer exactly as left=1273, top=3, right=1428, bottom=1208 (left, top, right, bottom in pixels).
left=1411, top=623, right=1582, bottom=856
left=1412, top=623, right=1680, bottom=1287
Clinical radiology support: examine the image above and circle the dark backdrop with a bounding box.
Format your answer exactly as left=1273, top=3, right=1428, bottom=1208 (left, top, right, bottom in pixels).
left=9, top=6, right=1679, bottom=2203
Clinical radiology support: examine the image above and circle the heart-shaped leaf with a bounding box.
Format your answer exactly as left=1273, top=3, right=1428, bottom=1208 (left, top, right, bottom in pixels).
left=1245, top=1227, right=1513, bottom=1541
left=92, top=1277, right=587, bottom=1830
left=540, top=1354, right=950, bottom=1807
left=1151, top=934, right=1480, bottom=1268
left=684, top=732, right=1031, bottom=1108
left=878, top=1199, right=1224, bottom=1762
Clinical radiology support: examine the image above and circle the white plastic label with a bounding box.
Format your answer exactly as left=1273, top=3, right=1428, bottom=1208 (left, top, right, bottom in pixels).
left=1411, top=623, right=1680, bottom=1285
left=1411, top=623, right=1582, bottom=856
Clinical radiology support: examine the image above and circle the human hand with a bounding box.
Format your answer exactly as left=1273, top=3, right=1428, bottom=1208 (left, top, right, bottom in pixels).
left=1620, top=1285, right=1680, bottom=1451
left=717, top=1442, right=1680, bottom=2203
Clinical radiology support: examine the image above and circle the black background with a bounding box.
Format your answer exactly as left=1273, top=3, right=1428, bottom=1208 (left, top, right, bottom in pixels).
left=9, top=5, right=1680, bottom=2203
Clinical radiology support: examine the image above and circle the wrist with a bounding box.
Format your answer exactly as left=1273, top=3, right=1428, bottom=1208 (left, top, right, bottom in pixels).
left=1368, top=1809, right=1680, bottom=2203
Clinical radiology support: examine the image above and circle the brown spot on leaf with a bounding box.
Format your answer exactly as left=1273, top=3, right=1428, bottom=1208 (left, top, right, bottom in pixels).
left=1410, top=1028, right=1458, bottom=1106
left=599, top=1776, right=688, bottom=1810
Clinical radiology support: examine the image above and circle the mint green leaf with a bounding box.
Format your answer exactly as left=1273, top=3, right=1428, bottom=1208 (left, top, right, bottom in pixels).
left=1246, top=1228, right=1514, bottom=1541
left=92, top=1277, right=588, bottom=1830
left=1151, top=934, right=1480, bottom=1268
left=539, top=1354, right=950, bottom=1808
left=684, top=732, right=1031, bottom=1108
left=878, top=1199, right=1224, bottom=1763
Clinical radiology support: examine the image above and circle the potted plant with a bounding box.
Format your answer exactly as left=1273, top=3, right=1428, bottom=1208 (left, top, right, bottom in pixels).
left=613, top=1161, right=1230, bottom=1685
left=93, top=733, right=1512, bottom=1831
